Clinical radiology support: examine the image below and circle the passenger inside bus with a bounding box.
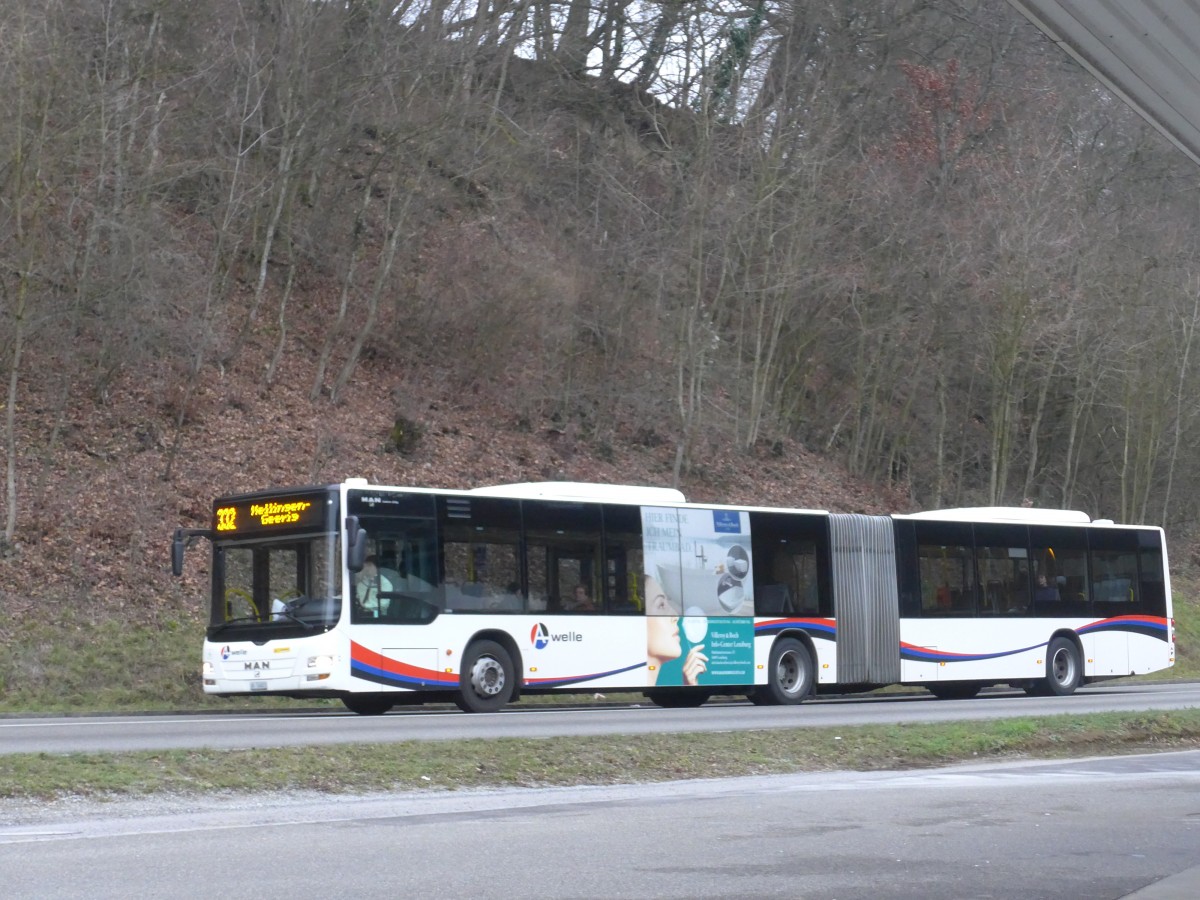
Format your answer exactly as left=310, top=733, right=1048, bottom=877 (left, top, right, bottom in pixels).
left=569, top=583, right=596, bottom=612
left=1006, top=585, right=1030, bottom=614
left=1034, top=573, right=1060, bottom=604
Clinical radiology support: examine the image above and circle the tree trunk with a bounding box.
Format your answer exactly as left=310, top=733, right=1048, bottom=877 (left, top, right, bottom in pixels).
left=3, top=279, right=25, bottom=546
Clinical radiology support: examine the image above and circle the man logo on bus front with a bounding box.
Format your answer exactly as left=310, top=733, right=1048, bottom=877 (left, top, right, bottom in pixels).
left=531, top=623, right=550, bottom=649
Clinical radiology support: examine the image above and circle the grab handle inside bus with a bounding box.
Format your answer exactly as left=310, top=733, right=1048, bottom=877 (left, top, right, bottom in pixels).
left=346, top=516, right=367, bottom=572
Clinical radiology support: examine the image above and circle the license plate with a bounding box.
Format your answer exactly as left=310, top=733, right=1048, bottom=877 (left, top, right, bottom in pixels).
left=250, top=681, right=268, bottom=691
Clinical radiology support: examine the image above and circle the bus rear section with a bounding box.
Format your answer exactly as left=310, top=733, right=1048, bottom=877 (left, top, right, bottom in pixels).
left=887, top=511, right=1174, bottom=697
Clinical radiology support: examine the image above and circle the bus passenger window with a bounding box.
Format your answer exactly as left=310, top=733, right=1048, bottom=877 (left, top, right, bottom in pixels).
left=976, top=544, right=1029, bottom=615
left=917, top=540, right=975, bottom=615
left=437, top=496, right=521, bottom=613
left=1092, top=549, right=1137, bottom=607
left=747, top=514, right=827, bottom=618
left=1138, top=542, right=1167, bottom=617
left=1031, top=529, right=1089, bottom=616
left=602, top=504, right=644, bottom=614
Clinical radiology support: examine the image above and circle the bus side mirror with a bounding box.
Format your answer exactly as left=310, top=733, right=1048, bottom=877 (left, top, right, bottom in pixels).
left=346, top=516, right=368, bottom=572
left=171, top=527, right=213, bottom=577
left=171, top=529, right=186, bottom=577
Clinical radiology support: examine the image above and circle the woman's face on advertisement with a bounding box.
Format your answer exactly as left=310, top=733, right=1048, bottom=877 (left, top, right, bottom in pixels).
left=645, top=575, right=681, bottom=661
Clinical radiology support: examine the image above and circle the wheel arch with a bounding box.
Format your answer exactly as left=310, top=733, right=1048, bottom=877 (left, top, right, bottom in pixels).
left=1050, top=627, right=1084, bottom=659
left=772, top=627, right=819, bottom=678
left=754, top=630, right=818, bottom=705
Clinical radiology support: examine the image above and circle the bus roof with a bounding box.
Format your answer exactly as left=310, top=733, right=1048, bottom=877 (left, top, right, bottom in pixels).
left=467, top=481, right=688, bottom=504
left=898, top=507, right=1092, bottom=524
left=466, top=483, right=837, bottom=516
left=342, top=479, right=835, bottom=513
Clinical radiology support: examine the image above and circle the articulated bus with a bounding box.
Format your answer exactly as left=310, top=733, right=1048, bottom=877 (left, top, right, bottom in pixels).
left=171, top=479, right=1174, bottom=714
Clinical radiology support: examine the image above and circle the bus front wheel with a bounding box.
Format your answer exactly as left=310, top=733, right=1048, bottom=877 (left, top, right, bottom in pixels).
left=755, top=637, right=814, bottom=706
left=456, top=640, right=515, bottom=713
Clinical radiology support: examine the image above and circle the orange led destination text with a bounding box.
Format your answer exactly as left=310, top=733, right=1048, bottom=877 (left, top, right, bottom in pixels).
left=250, top=500, right=313, bottom=526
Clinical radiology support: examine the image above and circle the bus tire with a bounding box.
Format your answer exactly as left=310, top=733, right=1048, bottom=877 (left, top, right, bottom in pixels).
left=927, top=683, right=982, bottom=700
left=645, top=689, right=710, bottom=708
left=756, top=637, right=813, bottom=706
left=456, top=640, right=515, bottom=713
left=1041, top=636, right=1082, bottom=696
left=342, top=694, right=394, bottom=716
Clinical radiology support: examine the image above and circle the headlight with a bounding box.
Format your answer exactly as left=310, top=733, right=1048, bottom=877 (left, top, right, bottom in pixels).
left=202, top=661, right=214, bottom=676
left=307, top=655, right=334, bottom=669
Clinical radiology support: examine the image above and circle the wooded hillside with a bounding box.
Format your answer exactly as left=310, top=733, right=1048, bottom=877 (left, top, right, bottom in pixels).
left=2, top=1, right=1199, bottom=619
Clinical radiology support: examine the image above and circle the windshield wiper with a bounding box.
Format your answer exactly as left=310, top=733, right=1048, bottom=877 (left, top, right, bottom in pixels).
left=210, top=616, right=264, bottom=635
left=271, top=607, right=318, bottom=631
left=211, top=599, right=333, bottom=636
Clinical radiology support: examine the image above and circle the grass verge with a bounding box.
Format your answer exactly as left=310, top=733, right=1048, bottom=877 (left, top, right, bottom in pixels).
left=2, top=709, right=1199, bottom=802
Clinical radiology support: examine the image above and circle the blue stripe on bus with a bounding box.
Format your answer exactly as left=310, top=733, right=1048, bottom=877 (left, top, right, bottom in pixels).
left=524, top=661, right=648, bottom=688
left=351, top=659, right=458, bottom=689
left=900, top=642, right=1045, bottom=663
left=754, top=618, right=837, bottom=639
left=350, top=639, right=647, bottom=690
left=901, top=615, right=1170, bottom=663
left=350, top=641, right=459, bottom=688
left=350, top=615, right=1169, bottom=687
left=1076, top=615, right=1169, bottom=640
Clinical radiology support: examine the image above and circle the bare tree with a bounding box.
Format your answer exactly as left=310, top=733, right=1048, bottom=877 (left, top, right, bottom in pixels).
left=0, top=5, right=63, bottom=546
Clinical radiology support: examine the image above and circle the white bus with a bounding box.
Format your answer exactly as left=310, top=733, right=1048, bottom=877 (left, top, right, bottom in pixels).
left=172, top=479, right=1175, bottom=714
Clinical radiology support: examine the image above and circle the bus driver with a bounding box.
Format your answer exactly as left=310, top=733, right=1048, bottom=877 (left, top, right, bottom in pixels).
left=356, top=556, right=393, bottom=617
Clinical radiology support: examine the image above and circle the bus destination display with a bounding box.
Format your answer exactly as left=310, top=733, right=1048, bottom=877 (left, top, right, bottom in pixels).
left=214, top=494, right=327, bottom=534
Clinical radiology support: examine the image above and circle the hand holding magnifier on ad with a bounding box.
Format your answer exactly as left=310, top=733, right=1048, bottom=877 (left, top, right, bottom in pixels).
left=683, top=608, right=708, bottom=643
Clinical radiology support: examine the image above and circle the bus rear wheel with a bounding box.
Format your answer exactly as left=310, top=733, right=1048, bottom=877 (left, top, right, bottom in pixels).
left=645, top=689, right=710, bottom=708
left=342, top=694, right=394, bottom=716
left=1040, top=636, right=1082, bottom=696
left=754, top=637, right=813, bottom=706
left=455, top=640, right=515, bottom=713
left=927, top=683, right=982, bottom=700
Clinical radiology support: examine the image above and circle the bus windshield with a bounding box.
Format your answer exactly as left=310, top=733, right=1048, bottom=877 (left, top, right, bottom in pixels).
left=210, top=533, right=342, bottom=638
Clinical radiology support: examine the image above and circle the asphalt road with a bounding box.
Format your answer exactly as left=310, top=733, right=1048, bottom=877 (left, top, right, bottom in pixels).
left=2, top=750, right=1199, bottom=899
left=1, top=681, right=1197, bottom=755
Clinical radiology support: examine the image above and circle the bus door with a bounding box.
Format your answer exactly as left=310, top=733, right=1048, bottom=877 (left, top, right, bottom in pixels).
left=829, top=514, right=900, bottom=684
left=522, top=501, right=602, bottom=612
